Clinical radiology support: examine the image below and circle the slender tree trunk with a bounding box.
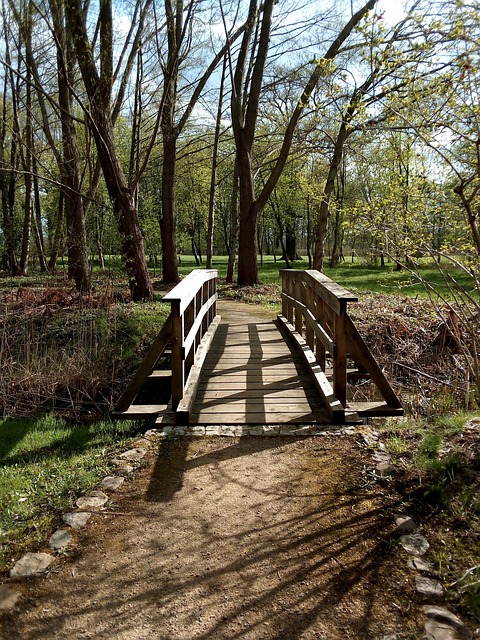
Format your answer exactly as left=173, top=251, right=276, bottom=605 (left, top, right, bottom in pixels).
left=32, top=158, right=47, bottom=271
left=0, top=66, right=19, bottom=274
left=313, top=119, right=351, bottom=271
left=206, top=56, right=227, bottom=269
left=50, top=0, right=89, bottom=289
left=48, top=192, right=64, bottom=271
left=65, top=0, right=153, bottom=299
left=160, top=130, right=179, bottom=283
left=19, top=50, right=33, bottom=275
left=226, top=161, right=239, bottom=284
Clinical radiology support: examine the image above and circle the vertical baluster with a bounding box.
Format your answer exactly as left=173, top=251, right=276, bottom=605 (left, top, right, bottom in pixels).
left=333, top=305, right=347, bottom=407
left=171, top=300, right=184, bottom=410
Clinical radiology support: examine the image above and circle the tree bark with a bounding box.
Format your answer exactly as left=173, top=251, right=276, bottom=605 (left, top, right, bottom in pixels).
left=65, top=0, right=153, bottom=299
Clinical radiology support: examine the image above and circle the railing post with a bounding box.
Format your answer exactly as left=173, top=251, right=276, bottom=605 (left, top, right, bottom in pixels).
left=294, top=279, right=303, bottom=335
left=333, top=304, right=347, bottom=408
left=305, top=284, right=314, bottom=350
left=171, top=300, right=184, bottom=410
left=315, top=293, right=326, bottom=370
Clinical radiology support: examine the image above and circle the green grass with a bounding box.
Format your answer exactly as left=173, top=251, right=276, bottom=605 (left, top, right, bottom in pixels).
left=172, top=254, right=477, bottom=298
left=0, top=416, right=142, bottom=574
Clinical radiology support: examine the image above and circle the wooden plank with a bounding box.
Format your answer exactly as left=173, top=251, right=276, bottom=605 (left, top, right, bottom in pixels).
left=201, top=362, right=302, bottom=371
left=348, top=401, right=404, bottom=417
left=114, top=315, right=172, bottom=412
left=162, top=269, right=217, bottom=315
left=333, top=312, right=347, bottom=407
left=112, top=404, right=169, bottom=420
left=182, top=294, right=217, bottom=357
left=280, top=269, right=357, bottom=315
left=147, top=370, right=171, bottom=379
left=281, top=293, right=335, bottom=353
left=197, top=400, right=319, bottom=412
left=171, top=301, right=185, bottom=410
left=197, top=382, right=315, bottom=392
left=176, top=315, right=221, bottom=425
left=197, top=388, right=317, bottom=399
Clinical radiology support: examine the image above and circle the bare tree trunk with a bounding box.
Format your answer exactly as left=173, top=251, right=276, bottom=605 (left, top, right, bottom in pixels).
left=32, top=158, right=47, bottom=271
left=65, top=0, right=153, bottom=299
left=313, top=118, right=351, bottom=271
left=226, top=160, right=239, bottom=284
left=206, top=55, right=227, bottom=269
left=19, top=36, right=32, bottom=275
left=48, top=191, right=64, bottom=271
left=0, top=45, right=19, bottom=274
left=160, top=130, right=179, bottom=283
left=232, top=0, right=376, bottom=284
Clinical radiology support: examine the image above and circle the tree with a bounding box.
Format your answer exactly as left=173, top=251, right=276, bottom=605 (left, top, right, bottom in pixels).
left=64, top=0, right=154, bottom=299
left=230, top=0, right=376, bottom=285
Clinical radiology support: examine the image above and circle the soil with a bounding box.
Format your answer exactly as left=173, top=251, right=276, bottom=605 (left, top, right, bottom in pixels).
left=2, top=434, right=421, bottom=640
left=0, top=302, right=439, bottom=639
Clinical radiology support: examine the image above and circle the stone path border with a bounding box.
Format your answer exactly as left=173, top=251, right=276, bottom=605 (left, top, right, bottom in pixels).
left=0, top=426, right=474, bottom=639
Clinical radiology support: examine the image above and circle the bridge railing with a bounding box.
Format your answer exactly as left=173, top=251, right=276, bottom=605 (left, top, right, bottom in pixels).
left=279, top=269, right=402, bottom=423
left=113, top=269, right=220, bottom=421
left=162, top=269, right=220, bottom=412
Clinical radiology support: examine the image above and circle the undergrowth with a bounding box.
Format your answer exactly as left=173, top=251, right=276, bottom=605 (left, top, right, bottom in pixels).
left=0, top=279, right=169, bottom=419
left=380, top=413, right=480, bottom=625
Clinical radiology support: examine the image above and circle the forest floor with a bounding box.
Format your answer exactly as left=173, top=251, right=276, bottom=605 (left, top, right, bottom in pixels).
left=1, top=300, right=478, bottom=639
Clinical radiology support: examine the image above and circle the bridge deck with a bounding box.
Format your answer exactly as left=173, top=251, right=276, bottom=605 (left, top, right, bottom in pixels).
left=189, top=320, right=330, bottom=425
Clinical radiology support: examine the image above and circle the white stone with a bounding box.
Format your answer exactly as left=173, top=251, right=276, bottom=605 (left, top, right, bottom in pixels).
left=248, top=426, right=264, bottom=435
left=280, top=426, right=298, bottom=435
left=49, top=529, right=73, bottom=551
left=76, top=490, right=108, bottom=509
left=205, top=426, right=221, bottom=436
left=262, top=426, right=280, bottom=436
left=425, top=620, right=462, bottom=640
left=395, top=515, right=417, bottom=532
left=0, top=584, right=21, bottom=610
left=189, top=426, right=206, bottom=437
left=409, top=556, right=432, bottom=572
left=110, top=459, right=134, bottom=473
left=423, top=606, right=465, bottom=630
left=62, top=511, right=92, bottom=529
left=416, top=576, right=444, bottom=599
left=100, top=476, right=124, bottom=491
left=119, top=447, right=146, bottom=461
left=144, top=429, right=160, bottom=438
left=400, top=534, right=430, bottom=556
left=10, top=552, right=54, bottom=577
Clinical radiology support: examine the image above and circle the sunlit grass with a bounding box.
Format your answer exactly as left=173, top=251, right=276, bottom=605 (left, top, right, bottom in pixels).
left=0, top=416, right=141, bottom=573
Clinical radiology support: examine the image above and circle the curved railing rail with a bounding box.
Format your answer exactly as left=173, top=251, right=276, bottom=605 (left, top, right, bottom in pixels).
left=279, top=269, right=402, bottom=423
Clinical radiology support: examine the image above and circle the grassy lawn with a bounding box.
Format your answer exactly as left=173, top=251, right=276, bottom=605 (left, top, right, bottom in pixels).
left=0, top=416, right=142, bottom=573
left=173, top=254, right=476, bottom=298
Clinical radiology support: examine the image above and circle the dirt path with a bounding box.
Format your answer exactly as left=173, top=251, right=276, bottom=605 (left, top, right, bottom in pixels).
left=3, top=433, right=419, bottom=640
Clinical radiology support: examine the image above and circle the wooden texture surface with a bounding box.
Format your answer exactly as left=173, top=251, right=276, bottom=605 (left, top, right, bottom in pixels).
left=190, top=320, right=330, bottom=425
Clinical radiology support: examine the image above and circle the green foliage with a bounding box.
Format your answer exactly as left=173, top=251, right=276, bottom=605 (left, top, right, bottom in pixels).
left=0, top=416, right=141, bottom=573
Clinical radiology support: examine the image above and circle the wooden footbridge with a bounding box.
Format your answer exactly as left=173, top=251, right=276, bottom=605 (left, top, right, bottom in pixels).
left=113, top=269, right=403, bottom=427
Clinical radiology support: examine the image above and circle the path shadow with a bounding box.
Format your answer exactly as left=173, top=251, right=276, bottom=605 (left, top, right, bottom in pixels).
left=145, top=435, right=297, bottom=503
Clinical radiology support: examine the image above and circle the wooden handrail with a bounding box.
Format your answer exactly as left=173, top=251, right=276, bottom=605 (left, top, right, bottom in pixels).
left=279, top=269, right=402, bottom=422
left=162, top=269, right=219, bottom=410
left=114, top=269, right=220, bottom=420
